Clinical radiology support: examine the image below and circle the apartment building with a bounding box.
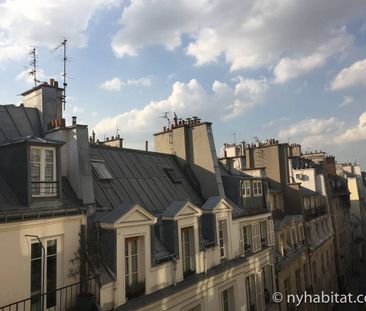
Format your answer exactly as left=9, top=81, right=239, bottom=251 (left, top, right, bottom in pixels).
left=220, top=140, right=338, bottom=310
left=302, top=152, right=352, bottom=293
left=0, top=81, right=95, bottom=310
left=86, top=119, right=277, bottom=311
left=336, top=163, right=366, bottom=271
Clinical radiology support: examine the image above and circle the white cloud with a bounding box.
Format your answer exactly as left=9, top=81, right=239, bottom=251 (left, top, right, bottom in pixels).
left=0, top=0, right=120, bottom=62
left=330, top=59, right=366, bottom=90
left=100, top=76, right=152, bottom=91
left=126, top=77, right=152, bottom=87
left=100, top=77, right=123, bottom=91
left=93, top=77, right=268, bottom=142
left=339, top=96, right=354, bottom=108
left=263, top=117, right=290, bottom=128
left=338, top=111, right=366, bottom=143
left=16, top=68, right=48, bottom=84
left=278, top=117, right=344, bottom=146
left=273, top=30, right=352, bottom=83
left=112, top=0, right=365, bottom=74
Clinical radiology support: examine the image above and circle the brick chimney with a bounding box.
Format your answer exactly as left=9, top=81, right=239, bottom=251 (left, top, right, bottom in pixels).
left=21, top=79, right=63, bottom=131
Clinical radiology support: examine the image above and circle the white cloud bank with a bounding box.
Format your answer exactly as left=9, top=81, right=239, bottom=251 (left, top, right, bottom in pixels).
left=278, top=111, right=366, bottom=147
left=0, top=0, right=120, bottom=62
left=100, top=76, right=152, bottom=91
left=330, top=59, right=366, bottom=90
left=94, top=77, right=268, bottom=141
left=112, top=0, right=365, bottom=80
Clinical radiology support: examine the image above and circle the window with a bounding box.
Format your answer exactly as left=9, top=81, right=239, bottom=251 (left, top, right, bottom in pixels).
left=284, top=277, right=291, bottom=297
left=242, top=180, right=251, bottom=197
left=221, top=287, right=234, bottom=311
left=246, top=275, right=256, bottom=311
left=272, top=194, right=277, bottom=210
left=164, top=168, right=182, bottom=184
left=31, top=147, right=57, bottom=197
left=218, top=220, right=227, bottom=259
left=280, top=233, right=286, bottom=256
left=31, top=239, right=57, bottom=311
left=124, top=236, right=145, bottom=299
left=291, top=226, right=298, bottom=248
left=91, top=160, right=113, bottom=180
left=182, top=227, right=195, bottom=278
left=253, top=181, right=262, bottom=197
left=262, top=266, right=274, bottom=304
left=186, top=305, right=201, bottom=311
left=260, top=221, right=267, bottom=246
left=240, top=225, right=252, bottom=256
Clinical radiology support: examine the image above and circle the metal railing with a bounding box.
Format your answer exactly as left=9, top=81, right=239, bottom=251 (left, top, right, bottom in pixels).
left=31, top=181, right=59, bottom=197
left=0, top=276, right=100, bottom=311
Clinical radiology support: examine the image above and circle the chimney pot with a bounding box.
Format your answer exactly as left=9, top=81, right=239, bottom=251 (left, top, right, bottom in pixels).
left=145, top=140, right=149, bottom=151
left=72, top=116, right=77, bottom=126
left=112, top=136, right=114, bottom=140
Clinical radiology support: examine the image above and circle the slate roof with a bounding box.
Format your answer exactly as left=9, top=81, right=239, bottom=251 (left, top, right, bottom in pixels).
left=89, top=144, right=203, bottom=216
left=0, top=105, right=42, bottom=144
left=96, top=202, right=137, bottom=224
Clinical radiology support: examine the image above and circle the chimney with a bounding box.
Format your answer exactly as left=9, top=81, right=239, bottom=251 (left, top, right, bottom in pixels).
left=72, top=116, right=77, bottom=126
left=21, top=79, right=63, bottom=131
left=154, top=119, right=224, bottom=200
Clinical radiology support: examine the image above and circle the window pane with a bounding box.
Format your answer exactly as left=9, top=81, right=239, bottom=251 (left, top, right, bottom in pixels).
left=31, top=258, right=42, bottom=294
left=31, top=243, right=42, bottom=259
left=47, top=256, right=57, bottom=308
left=31, top=163, right=41, bottom=181
left=47, top=240, right=57, bottom=255
left=31, top=149, right=41, bottom=162
left=45, top=164, right=54, bottom=181
left=45, top=150, right=54, bottom=163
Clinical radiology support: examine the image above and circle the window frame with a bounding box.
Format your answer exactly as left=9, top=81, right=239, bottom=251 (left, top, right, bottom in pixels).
left=253, top=180, right=262, bottom=197
left=218, top=220, right=227, bottom=259
left=30, top=146, right=57, bottom=197
left=181, top=226, right=196, bottom=277
left=242, top=180, right=251, bottom=197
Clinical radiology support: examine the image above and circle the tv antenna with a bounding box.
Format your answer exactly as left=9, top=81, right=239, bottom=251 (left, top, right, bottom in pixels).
left=28, top=47, right=40, bottom=87
left=160, top=112, right=171, bottom=128
left=51, top=38, right=68, bottom=110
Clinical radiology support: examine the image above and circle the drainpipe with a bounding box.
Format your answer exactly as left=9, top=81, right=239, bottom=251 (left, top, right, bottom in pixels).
left=204, top=249, right=208, bottom=274
left=26, top=234, right=46, bottom=311
left=172, top=257, right=177, bottom=286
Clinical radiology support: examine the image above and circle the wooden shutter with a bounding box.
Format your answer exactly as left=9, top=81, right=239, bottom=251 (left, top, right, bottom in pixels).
left=255, top=272, right=264, bottom=311
left=252, top=223, right=261, bottom=253
left=266, top=220, right=275, bottom=246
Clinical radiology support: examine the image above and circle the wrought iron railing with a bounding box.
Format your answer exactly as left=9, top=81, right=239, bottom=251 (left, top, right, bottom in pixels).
left=31, top=181, right=59, bottom=197
left=0, top=276, right=100, bottom=311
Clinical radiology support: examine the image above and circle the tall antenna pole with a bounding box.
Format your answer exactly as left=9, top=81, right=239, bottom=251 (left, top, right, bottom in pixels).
left=51, top=38, right=68, bottom=110
left=29, top=47, right=40, bottom=87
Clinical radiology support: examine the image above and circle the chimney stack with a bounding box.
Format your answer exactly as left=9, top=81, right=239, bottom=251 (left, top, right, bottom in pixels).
left=72, top=116, right=77, bottom=126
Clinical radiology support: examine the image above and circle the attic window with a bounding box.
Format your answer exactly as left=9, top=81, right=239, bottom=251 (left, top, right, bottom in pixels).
left=164, top=168, right=181, bottom=184
left=91, top=160, right=113, bottom=180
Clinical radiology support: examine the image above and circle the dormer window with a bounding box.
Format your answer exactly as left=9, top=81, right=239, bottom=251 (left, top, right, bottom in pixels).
left=253, top=181, right=262, bottom=197
left=30, top=146, right=57, bottom=197
left=242, top=180, right=251, bottom=197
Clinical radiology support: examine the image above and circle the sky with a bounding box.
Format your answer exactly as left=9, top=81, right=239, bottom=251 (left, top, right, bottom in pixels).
left=0, top=0, right=366, bottom=167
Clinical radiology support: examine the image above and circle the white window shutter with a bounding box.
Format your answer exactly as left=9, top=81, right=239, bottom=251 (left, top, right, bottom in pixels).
left=252, top=223, right=261, bottom=253
left=255, top=272, right=265, bottom=311
left=266, top=220, right=275, bottom=246
left=240, top=226, right=245, bottom=257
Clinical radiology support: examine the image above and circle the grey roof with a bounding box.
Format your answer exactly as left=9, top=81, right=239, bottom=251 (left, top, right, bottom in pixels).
left=274, top=214, right=303, bottom=231
left=201, top=196, right=223, bottom=211
left=0, top=175, right=23, bottom=210
left=0, top=135, right=64, bottom=147
left=162, top=200, right=192, bottom=218
left=0, top=105, right=42, bottom=144
left=96, top=202, right=137, bottom=224
left=89, top=144, right=203, bottom=216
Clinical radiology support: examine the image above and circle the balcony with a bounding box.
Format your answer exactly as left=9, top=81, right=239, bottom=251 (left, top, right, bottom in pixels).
left=0, top=276, right=100, bottom=311
left=31, top=181, right=59, bottom=197
left=303, top=205, right=327, bottom=221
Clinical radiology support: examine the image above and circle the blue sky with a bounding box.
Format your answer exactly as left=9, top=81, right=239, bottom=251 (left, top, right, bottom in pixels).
left=1, top=0, right=366, bottom=167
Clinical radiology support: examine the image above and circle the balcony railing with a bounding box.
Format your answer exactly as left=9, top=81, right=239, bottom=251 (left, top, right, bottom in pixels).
left=304, top=205, right=327, bottom=220
left=0, top=276, right=100, bottom=311
left=31, top=181, right=58, bottom=197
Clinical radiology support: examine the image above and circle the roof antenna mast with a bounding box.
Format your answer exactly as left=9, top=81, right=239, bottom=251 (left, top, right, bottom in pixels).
left=51, top=38, right=68, bottom=110
left=29, top=47, right=40, bottom=87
